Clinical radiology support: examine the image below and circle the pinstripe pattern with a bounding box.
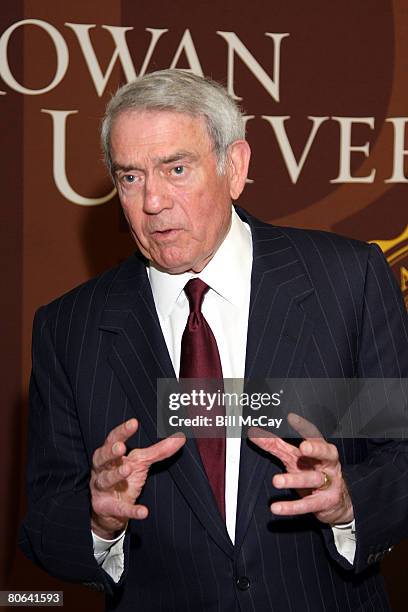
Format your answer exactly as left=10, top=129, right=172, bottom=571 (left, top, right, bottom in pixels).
left=19, top=208, right=408, bottom=611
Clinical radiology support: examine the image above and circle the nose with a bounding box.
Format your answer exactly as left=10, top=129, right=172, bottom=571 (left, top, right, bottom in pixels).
left=143, top=173, right=172, bottom=214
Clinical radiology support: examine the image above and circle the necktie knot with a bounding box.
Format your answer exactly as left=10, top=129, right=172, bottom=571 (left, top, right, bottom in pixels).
left=184, top=278, right=209, bottom=313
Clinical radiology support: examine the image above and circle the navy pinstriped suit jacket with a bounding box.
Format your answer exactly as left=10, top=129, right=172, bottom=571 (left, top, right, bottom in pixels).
left=20, top=208, right=408, bottom=611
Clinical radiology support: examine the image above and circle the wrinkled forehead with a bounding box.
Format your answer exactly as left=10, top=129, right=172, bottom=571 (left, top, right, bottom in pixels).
left=111, top=108, right=211, bottom=143
left=110, top=109, right=215, bottom=165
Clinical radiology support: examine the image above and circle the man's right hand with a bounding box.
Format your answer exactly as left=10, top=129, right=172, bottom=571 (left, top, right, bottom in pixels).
left=90, top=418, right=186, bottom=539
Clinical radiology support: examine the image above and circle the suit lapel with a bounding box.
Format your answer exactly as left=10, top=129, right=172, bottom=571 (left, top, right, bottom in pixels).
left=234, top=212, right=317, bottom=552
left=99, top=254, right=233, bottom=558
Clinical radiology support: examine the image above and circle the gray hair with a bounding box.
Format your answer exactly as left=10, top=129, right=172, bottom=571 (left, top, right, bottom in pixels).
left=101, top=69, right=246, bottom=175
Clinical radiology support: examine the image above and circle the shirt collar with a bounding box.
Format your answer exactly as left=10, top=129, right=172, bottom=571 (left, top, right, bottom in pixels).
left=148, top=207, right=252, bottom=319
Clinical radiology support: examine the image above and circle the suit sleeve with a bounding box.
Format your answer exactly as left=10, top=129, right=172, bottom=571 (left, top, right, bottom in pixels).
left=18, top=305, right=129, bottom=594
left=324, top=243, right=408, bottom=573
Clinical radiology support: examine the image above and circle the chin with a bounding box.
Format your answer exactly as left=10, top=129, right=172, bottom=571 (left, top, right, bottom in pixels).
left=150, top=256, right=191, bottom=274
left=151, top=246, right=212, bottom=274
left=151, top=249, right=194, bottom=274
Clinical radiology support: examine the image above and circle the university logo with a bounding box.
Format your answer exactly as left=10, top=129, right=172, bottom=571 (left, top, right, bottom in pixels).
left=375, top=227, right=408, bottom=309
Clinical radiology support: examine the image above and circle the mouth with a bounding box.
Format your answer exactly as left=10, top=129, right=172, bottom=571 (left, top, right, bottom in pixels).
left=151, top=228, right=182, bottom=239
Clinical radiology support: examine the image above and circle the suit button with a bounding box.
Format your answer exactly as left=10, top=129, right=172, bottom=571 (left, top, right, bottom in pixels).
left=236, top=576, right=250, bottom=590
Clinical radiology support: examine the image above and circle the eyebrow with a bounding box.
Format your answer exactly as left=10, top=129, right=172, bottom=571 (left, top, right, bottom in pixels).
left=112, top=151, right=199, bottom=174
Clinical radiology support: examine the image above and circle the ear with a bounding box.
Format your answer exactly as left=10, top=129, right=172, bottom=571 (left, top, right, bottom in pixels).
left=226, top=140, right=251, bottom=200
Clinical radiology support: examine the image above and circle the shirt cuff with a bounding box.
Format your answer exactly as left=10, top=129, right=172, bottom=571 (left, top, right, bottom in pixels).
left=331, top=519, right=356, bottom=565
left=92, top=529, right=126, bottom=583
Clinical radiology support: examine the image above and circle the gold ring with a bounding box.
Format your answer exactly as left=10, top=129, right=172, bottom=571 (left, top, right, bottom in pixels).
left=319, top=471, right=331, bottom=490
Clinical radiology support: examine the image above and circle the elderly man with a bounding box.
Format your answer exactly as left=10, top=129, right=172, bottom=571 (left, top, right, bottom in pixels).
left=20, top=70, right=408, bottom=611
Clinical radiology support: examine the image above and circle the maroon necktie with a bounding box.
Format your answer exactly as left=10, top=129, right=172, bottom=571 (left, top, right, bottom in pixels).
left=179, top=278, right=226, bottom=519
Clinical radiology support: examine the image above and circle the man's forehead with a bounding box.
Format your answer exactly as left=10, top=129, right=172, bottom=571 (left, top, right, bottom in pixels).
left=110, top=109, right=213, bottom=165
left=111, top=108, right=209, bottom=139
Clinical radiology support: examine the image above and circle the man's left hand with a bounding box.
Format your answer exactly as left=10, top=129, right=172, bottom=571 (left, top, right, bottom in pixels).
left=249, top=413, right=354, bottom=525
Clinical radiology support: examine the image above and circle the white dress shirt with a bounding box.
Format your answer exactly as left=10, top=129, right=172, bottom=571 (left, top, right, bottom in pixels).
left=93, top=207, right=356, bottom=580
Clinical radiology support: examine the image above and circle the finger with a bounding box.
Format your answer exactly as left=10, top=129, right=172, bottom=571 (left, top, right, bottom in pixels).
left=271, top=494, right=334, bottom=517
left=287, top=412, right=323, bottom=439
left=128, top=432, right=186, bottom=466
left=248, top=426, right=277, bottom=441
left=249, top=429, right=301, bottom=469
left=299, top=439, right=339, bottom=463
left=93, top=419, right=139, bottom=470
left=273, top=470, right=327, bottom=490
left=93, top=461, right=132, bottom=492
left=93, top=443, right=125, bottom=473
left=95, top=496, right=149, bottom=521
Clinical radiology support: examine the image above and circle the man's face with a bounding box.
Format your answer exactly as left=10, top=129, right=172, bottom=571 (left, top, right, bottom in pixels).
left=110, top=109, right=248, bottom=273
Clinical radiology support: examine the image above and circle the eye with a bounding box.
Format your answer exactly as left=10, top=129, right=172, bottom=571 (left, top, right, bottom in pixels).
left=123, top=174, right=136, bottom=184
left=171, top=165, right=185, bottom=176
